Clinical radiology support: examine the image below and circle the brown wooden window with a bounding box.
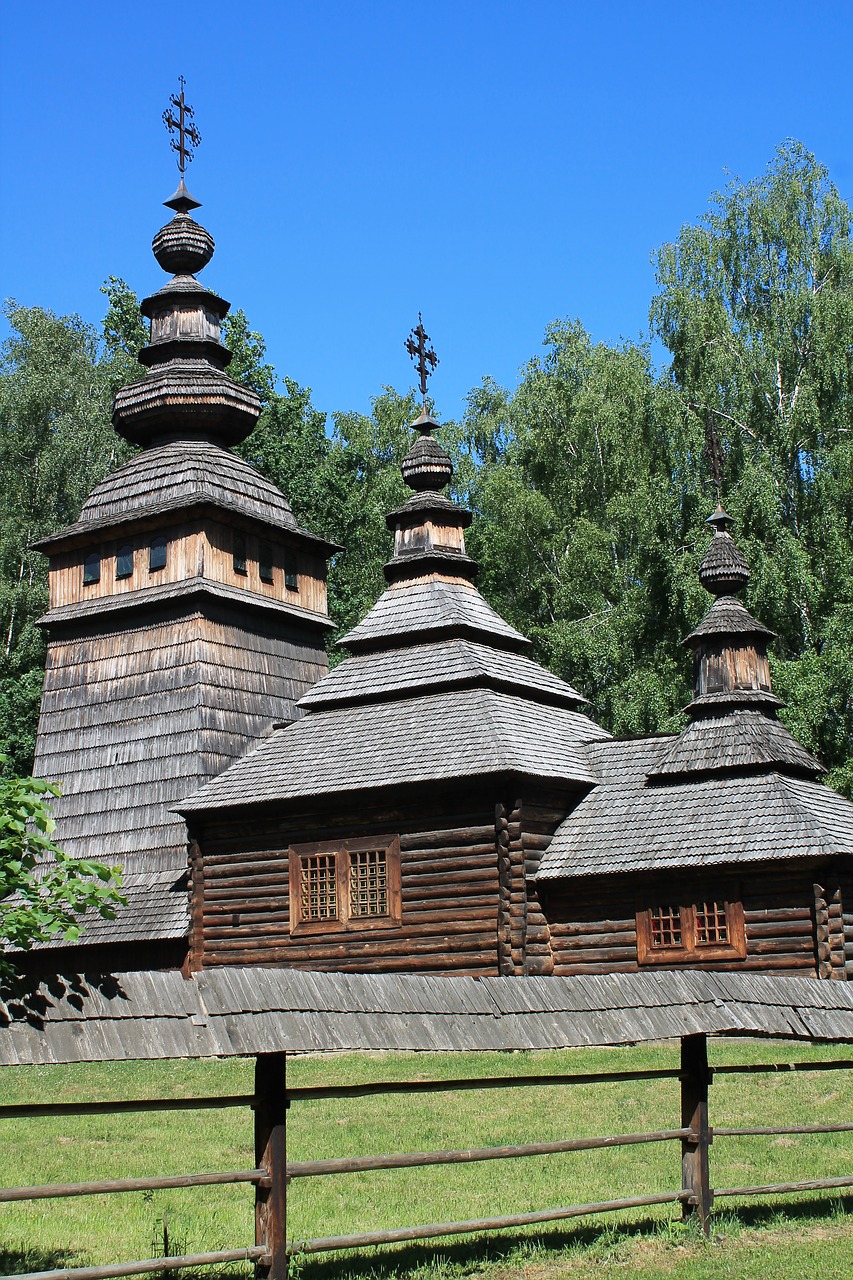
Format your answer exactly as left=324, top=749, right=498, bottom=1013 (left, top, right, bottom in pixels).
left=289, top=836, right=401, bottom=934
left=258, top=540, right=274, bottom=583
left=637, top=893, right=745, bottom=964
left=149, top=536, right=167, bottom=572
left=83, top=552, right=101, bottom=585
left=233, top=532, right=247, bottom=576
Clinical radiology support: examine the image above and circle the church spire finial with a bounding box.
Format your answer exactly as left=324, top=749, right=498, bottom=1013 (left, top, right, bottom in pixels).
left=405, top=314, right=440, bottom=425
left=162, top=78, right=203, bottom=213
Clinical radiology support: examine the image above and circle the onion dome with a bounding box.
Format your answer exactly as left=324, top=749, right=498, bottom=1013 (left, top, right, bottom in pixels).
left=152, top=214, right=215, bottom=275
left=112, top=182, right=260, bottom=449
left=401, top=411, right=454, bottom=490
left=698, top=503, right=750, bottom=596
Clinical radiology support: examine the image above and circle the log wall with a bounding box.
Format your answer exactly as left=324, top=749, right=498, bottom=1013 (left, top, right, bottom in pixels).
left=541, top=865, right=832, bottom=977
left=191, top=790, right=506, bottom=975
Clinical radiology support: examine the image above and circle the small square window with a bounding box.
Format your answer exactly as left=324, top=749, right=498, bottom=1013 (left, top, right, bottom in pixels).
left=233, top=532, right=247, bottom=576
left=284, top=551, right=298, bottom=592
left=116, top=544, right=134, bottom=579
left=149, top=537, right=167, bottom=572
left=289, top=836, right=401, bottom=934
left=83, top=552, right=101, bottom=585
left=259, top=541, right=274, bottom=583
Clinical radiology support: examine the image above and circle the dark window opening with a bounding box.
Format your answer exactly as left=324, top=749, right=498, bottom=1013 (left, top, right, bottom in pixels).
left=116, top=544, right=134, bottom=579
left=284, top=551, right=298, bottom=591
left=149, top=536, right=167, bottom=572
left=259, top=541, right=274, bottom=583
left=233, top=532, right=247, bottom=575
left=83, top=552, right=101, bottom=585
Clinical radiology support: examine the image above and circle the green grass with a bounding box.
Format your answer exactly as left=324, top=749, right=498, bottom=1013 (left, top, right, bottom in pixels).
left=1, top=1041, right=852, bottom=1277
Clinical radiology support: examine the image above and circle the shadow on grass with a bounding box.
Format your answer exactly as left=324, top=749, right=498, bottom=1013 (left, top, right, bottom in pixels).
left=0, top=1245, right=78, bottom=1275
left=293, top=1195, right=853, bottom=1279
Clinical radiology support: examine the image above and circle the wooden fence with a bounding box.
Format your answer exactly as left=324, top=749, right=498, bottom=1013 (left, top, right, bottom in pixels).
left=2, top=1035, right=853, bottom=1280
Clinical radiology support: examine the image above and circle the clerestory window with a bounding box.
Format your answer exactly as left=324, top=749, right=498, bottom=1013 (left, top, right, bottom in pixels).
left=288, top=836, right=401, bottom=935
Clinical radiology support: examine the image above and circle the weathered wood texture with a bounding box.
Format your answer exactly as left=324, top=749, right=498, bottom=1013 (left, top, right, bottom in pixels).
left=192, top=790, right=506, bottom=973
left=49, top=517, right=327, bottom=616
left=541, top=866, right=837, bottom=977
left=192, top=783, right=581, bottom=973
left=35, top=606, right=327, bottom=868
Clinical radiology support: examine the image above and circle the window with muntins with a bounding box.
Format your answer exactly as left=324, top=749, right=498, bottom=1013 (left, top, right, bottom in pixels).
left=289, top=836, right=400, bottom=934
left=637, top=893, right=745, bottom=964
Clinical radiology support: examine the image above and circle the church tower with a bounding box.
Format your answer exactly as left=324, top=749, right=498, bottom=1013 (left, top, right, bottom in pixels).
left=31, top=97, right=336, bottom=968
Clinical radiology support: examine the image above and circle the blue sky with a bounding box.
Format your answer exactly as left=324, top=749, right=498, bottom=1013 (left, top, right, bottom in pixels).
left=2, top=1, right=852, bottom=422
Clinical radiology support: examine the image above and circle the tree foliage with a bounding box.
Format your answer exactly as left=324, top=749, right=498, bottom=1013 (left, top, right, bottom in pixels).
left=0, top=768, right=124, bottom=971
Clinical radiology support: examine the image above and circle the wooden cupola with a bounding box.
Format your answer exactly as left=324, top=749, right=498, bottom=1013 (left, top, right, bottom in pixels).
left=647, top=504, right=820, bottom=780
left=29, top=170, right=339, bottom=970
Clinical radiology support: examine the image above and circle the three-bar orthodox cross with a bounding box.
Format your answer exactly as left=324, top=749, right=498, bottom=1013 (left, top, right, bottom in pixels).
left=405, top=314, right=439, bottom=413
left=163, top=77, right=202, bottom=175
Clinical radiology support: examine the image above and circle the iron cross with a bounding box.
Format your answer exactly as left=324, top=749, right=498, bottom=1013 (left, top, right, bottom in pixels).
left=163, top=77, right=202, bottom=176
left=405, top=314, right=439, bottom=411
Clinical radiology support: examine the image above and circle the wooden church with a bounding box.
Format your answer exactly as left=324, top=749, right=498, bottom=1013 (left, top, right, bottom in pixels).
left=25, top=152, right=853, bottom=982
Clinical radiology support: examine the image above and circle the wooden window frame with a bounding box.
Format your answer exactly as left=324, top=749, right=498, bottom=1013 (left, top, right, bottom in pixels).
left=637, top=892, right=745, bottom=965
left=288, top=835, right=401, bottom=936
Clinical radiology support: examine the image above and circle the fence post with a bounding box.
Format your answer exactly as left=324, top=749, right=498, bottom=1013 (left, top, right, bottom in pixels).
left=680, top=1033, right=712, bottom=1233
left=255, top=1053, right=289, bottom=1278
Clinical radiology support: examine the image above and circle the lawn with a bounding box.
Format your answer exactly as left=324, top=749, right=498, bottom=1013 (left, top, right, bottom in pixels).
left=1, top=1040, right=852, bottom=1278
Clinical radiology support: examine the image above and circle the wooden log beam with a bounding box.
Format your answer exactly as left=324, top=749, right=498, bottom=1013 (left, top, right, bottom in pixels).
left=255, top=1053, right=288, bottom=1280
left=286, top=1066, right=681, bottom=1102
left=681, top=1033, right=712, bottom=1234
left=0, top=1170, right=264, bottom=1202
left=16, top=1248, right=268, bottom=1280
left=288, top=1191, right=687, bottom=1255
left=0, top=1096, right=254, bottom=1119
left=287, top=1128, right=689, bottom=1177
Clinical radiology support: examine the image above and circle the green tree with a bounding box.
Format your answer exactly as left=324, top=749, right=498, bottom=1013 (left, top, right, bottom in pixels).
left=0, top=301, right=138, bottom=773
left=0, top=768, right=124, bottom=972
left=651, top=140, right=853, bottom=788
left=463, top=321, right=697, bottom=734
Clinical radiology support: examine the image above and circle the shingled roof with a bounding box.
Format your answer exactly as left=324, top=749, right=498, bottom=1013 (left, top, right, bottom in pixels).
left=4, top=969, right=853, bottom=1064
left=537, top=734, right=853, bottom=881
left=180, top=687, right=605, bottom=811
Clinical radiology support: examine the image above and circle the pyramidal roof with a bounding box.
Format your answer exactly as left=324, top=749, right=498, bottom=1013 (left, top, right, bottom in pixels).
left=181, top=402, right=608, bottom=813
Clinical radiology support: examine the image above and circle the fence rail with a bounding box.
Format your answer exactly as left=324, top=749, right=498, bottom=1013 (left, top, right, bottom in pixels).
left=1, top=1039, right=851, bottom=1279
